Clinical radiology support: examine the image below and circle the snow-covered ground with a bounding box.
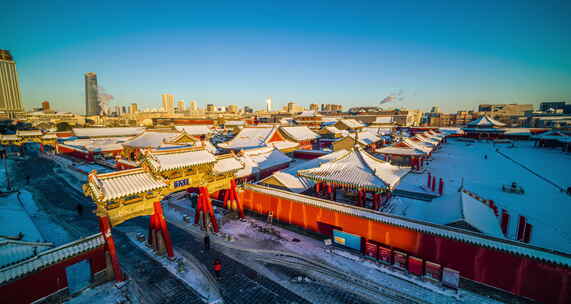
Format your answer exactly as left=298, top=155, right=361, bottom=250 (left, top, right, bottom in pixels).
left=162, top=194, right=502, bottom=304
left=393, top=138, right=571, bottom=253
left=65, top=281, right=138, bottom=304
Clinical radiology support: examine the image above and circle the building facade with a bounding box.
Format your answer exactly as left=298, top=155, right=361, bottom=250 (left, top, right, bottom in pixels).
left=177, top=100, right=185, bottom=112
left=161, top=94, right=174, bottom=113
left=84, top=72, right=100, bottom=116
left=0, top=50, right=25, bottom=116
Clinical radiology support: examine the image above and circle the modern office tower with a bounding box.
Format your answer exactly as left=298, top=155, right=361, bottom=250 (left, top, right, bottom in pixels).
left=266, top=97, right=272, bottom=112
left=130, top=103, right=138, bottom=114
left=0, top=50, right=25, bottom=116
left=177, top=100, right=185, bottom=112
left=42, top=101, right=50, bottom=112
left=161, top=94, right=174, bottom=113
left=189, top=100, right=197, bottom=112
left=84, top=72, right=100, bottom=116
left=309, top=104, right=319, bottom=111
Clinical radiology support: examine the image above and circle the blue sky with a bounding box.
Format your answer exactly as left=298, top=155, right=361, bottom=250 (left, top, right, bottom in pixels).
left=2, top=0, right=570, bottom=114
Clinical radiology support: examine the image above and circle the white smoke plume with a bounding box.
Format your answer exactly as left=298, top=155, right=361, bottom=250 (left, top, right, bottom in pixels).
left=380, top=89, right=405, bottom=105
left=97, top=86, right=114, bottom=116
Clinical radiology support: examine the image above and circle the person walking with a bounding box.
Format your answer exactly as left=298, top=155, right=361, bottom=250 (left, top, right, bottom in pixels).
left=213, top=259, right=222, bottom=279
left=204, top=233, right=210, bottom=251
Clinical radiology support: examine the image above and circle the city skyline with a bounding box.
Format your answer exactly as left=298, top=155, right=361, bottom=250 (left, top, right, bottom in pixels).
left=3, top=1, right=571, bottom=114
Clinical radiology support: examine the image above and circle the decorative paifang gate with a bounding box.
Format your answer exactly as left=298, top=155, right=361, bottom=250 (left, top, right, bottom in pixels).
left=84, top=147, right=245, bottom=281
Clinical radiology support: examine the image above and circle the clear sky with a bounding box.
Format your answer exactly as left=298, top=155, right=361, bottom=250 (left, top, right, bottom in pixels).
left=2, top=0, right=570, bottom=114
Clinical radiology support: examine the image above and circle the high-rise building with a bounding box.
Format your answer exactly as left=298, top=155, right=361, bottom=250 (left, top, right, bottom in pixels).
left=206, top=104, right=215, bottom=113
left=189, top=100, right=197, bottom=112
left=227, top=104, right=238, bottom=113
left=41, top=101, right=50, bottom=112
left=84, top=72, right=100, bottom=116
left=130, top=103, right=138, bottom=114
left=430, top=106, right=441, bottom=113
left=266, top=97, right=272, bottom=112
left=309, top=104, right=319, bottom=111
left=244, top=106, right=253, bottom=113
left=540, top=101, right=566, bottom=112
left=0, top=50, right=25, bottom=116
left=177, top=100, right=185, bottom=112
left=161, top=94, right=175, bottom=113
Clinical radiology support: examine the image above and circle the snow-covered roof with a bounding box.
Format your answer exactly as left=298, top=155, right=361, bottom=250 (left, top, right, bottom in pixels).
left=0, top=193, right=46, bottom=246
left=438, top=127, right=464, bottom=135
left=62, top=137, right=128, bottom=152
left=414, top=134, right=438, bottom=146
left=41, top=134, right=57, bottom=140
left=467, top=116, right=506, bottom=127
left=86, top=168, right=167, bottom=202
left=373, top=117, right=394, bottom=124
left=0, top=233, right=104, bottom=285
left=402, top=138, right=433, bottom=153
left=338, top=119, right=365, bottom=129
left=298, top=146, right=410, bottom=191
left=246, top=184, right=571, bottom=267
left=325, top=126, right=346, bottom=135
left=455, top=192, right=505, bottom=238
left=175, top=125, right=212, bottom=136
left=122, top=131, right=181, bottom=148
left=0, top=135, right=20, bottom=141
left=269, top=140, right=299, bottom=151
left=218, top=127, right=276, bottom=150
left=298, top=110, right=321, bottom=117
left=280, top=126, right=319, bottom=141
left=72, top=127, right=144, bottom=138
left=145, top=148, right=216, bottom=172
left=532, top=130, right=570, bottom=140
left=213, top=154, right=244, bottom=174
left=262, top=150, right=347, bottom=193
left=16, top=130, right=42, bottom=137
left=0, top=240, right=52, bottom=269
left=236, top=148, right=292, bottom=178
left=363, top=127, right=391, bottom=136
left=347, top=132, right=381, bottom=146
left=224, top=120, right=246, bottom=126
left=377, top=146, right=426, bottom=156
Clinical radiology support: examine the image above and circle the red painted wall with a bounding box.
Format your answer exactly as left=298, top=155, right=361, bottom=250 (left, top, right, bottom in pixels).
left=239, top=189, right=571, bottom=304
left=0, top=247, right=107, bottom=304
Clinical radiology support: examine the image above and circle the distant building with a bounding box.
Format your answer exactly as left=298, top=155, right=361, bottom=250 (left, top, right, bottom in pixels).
left=41, top=101, right=50, bottom=112
left=321, top=104, right=343, bottom=112
left=0, top=50, right=24, bottom=117
left=189, top=100, right=198, bottom=112
left=227, top=104, right=238, bottom=113
left=206, top=104, right=215, bottom=113
left=266, top=97, right=272, bottom=112
left=309, top=104, right=319, bottom=111
left=286, top=102, right=304, bottom=114
left=84, top=72, right=100, bottom=116
left=430, top=106, right=440, bottom=113
left=478, top=104, right=533, bottom=116
left=161, top=94, right=175, bottom=113
left=540, top=101, right=567, bottom=113
left=177, top=100, right=185, bottom=112
left=130, top=103, right=138, bottom=114
left=244, top=106, right=253, bottom=113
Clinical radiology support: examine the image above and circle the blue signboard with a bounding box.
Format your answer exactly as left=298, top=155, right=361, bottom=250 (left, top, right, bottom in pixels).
left=174, top=179, right=189, bottom=188
left=332, top=230, right=362, bottom=251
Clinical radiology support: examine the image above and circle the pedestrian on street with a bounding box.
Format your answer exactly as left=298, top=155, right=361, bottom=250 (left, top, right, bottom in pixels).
left=213, top=259, right=222, bottom=279
left=204, top=234, right=210, bottom=251
left=76, top=203, right=83, bottom=216
left=484, top=154, right=488, bottom=160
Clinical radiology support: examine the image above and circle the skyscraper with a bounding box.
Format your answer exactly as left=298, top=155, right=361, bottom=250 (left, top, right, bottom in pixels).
left=0, top=50, right=24, bottom=116
left=84, top=72, right=100, bottom=116
left=162, top=94, right=174, bottom=113
left=266, top=97, right=272, bottom=112
left=189, top=100, right=197, bottom=112
left=130, top=103, right=138, bottom=114
left=177, top=100, right=185, bottom=112
left=41, top=101, right=50, bottom=112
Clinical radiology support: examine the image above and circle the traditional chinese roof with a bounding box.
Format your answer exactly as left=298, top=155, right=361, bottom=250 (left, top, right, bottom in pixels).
left=337, top=119, right=365, bottom=129
left=0, top=135, right=20, bottom=141
left=86, top=168, right=167, bottom=202
left=61, top=137, right=128, bottom=152
left=0, top=233, right=104, bottom=285
left=213, top=154, right=244, bottom=174
left=532, top=130, right=570, bottom=140
left=414, top=134, right=438, bottom=146
left=0, top=240, right=53, bottom=269
left=298, top=145, right=410, bottom=191
left=377, top=146, right=426, bottom=156
left=372, top=117, right=394, bottom=124
left=16, top=130, right=42, bottom=137
left=297, top=110, right=322, bottom=117
left=144, top=147, right=216, bottom=172
left=324, top=126, right=347, bottom=135
left=175, top=125, right=212, bottom=136
left=41, top=134, right=57, bottom=140
left=467, top=115, right=506, bottom=128
left=122, top=131, right=181, bottom=148
left=450, top=192, right=505, bottom=238
left=72, top=127, right=144, bottom=138
left=280, top=126, right=319, bottom=141
left=402, top=138, right=433, bottom=153
left=236, top=147, right=292, bottom=178
left=218, top=127, right=277, bottom=150
left=268, top=140, right=299, bottom=151
left=346, top=132, right=381, bottom=146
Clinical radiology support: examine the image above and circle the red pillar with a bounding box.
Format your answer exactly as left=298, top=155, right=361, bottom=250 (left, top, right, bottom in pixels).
left=99, top=216, right=123, bottom=282
left=40, top=143, right=44, bottom=152
left=523, top=223, right=532, bottom=243
left=438, top=178, right=444, bottom=195
left=431, top=176, right=436, bottom=192
left=517, top=216, right=526, bottom=241
left=500, top=209, right=509, bottom=235
left=427, top=173, right=432, bottom=187
left=154, top=201, right=174, bottom=258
